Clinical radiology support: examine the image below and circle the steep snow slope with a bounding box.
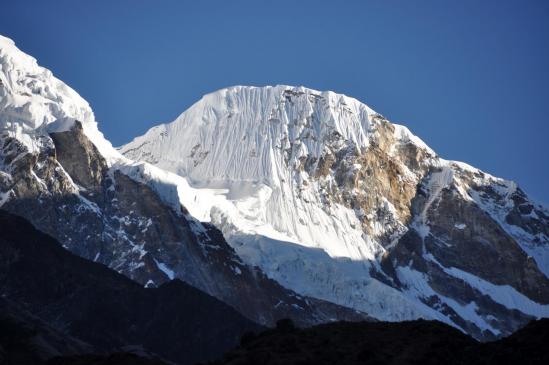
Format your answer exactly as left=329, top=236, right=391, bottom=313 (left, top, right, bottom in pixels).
left=122, top=86, right=422, bottom=259
left=121, top=85, right=549, bottom=339
left=0, top=35, right=368, bottom=327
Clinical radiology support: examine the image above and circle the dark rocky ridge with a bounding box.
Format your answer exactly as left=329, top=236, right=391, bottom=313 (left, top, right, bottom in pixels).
left=210, top=317, right=549, bottom=365
left=0, top=297, right=165, bottom=364
left=0, top=210, right=261, bottom=365
left=0, top=297, right=93, bottom=365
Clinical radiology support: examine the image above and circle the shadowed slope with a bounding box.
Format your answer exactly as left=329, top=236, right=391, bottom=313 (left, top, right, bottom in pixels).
left=0, top=210, right=263, bottom=365
left=210, top=318, right=549, bottom=365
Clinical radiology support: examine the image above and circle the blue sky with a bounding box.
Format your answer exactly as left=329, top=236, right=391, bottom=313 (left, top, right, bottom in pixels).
left=1, top=0, right=548, bottom=203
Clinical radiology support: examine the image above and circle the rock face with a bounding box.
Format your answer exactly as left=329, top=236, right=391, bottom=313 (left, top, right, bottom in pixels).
left=121, top=85, right=549, bottom=339
left=0, top=35, right=368, bottom=328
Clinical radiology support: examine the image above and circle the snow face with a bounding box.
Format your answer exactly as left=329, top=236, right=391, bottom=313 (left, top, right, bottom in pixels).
left=123, top=86, right=375, bottom=183
left=420, top=167, right=454, bottom=223
left=122, top=85, right=424, bottom=261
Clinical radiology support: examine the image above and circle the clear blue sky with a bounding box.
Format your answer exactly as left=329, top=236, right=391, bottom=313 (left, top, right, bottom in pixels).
left=2, top=0, right=548, bottom=203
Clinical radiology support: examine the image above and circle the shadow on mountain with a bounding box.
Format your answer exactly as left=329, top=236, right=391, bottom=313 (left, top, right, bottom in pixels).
left=0, top=210, right=263, bottom=365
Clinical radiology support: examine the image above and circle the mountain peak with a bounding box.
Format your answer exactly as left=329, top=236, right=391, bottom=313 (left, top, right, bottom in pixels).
left=0, top=35, right=94, bottom=132
left=122, top=83, right=434, bottom=184
left=121, top=83, right=549, bottom=339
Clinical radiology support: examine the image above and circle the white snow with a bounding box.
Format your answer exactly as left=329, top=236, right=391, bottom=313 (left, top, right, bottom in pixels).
left=420, top=166, right=454, bottom=223
left=154, top=259, right=175, bottom=280
left=0, top=36, right=92, bottom=151
left=444, top=265, right=549, bottom=318
left=0, top=190, right=11, bottom=207
left=396, top=265, right=500, bottom=335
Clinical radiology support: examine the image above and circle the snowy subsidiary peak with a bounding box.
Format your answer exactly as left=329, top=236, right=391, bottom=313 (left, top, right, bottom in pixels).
left=0, top=35, right=189, bottom=212
left=0, top=35, right=227, bottom=216
left=0, top=36, right=91, bottom=134
left=0, top=35, right=124, bottom=165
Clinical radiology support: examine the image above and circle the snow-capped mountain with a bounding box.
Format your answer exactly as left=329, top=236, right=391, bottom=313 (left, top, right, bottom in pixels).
left=0, top=35, right=367, bottom=327
left=1, top=32, right=547, bottom=340
left=121, top=85, right=549, bottom=339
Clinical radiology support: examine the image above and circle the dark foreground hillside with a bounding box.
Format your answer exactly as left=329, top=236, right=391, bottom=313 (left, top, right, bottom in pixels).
left=0, top=210, right=263, bottom=365
left=4, top=314, right=548, bottom=365
left=208, top=318, right=549, bottom=365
